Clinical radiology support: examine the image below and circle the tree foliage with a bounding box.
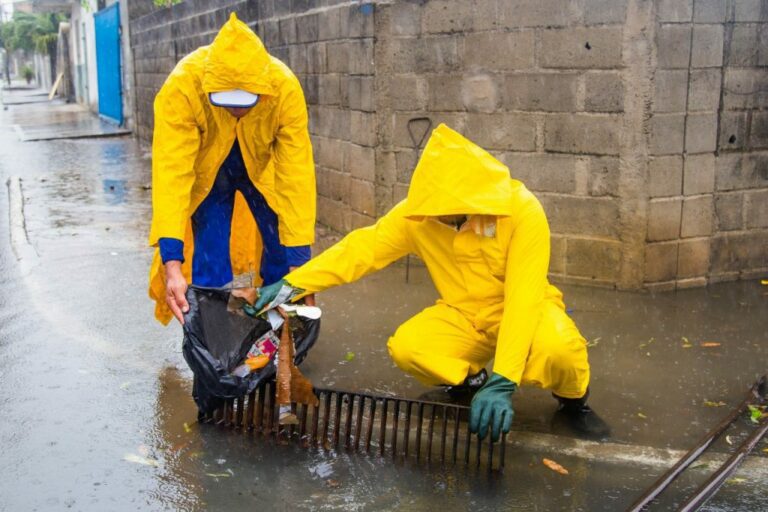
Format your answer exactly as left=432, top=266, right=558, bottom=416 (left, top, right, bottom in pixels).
left=0, top=12, right=64, bottom=55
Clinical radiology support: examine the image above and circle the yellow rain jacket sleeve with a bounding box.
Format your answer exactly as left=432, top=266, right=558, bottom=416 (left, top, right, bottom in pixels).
left=286, top=201, right=413, bottom=292
left=492, top=196, right=551, bottom=385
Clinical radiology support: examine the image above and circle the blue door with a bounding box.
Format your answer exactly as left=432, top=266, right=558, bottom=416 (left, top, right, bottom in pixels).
left=94, top=3, right=123, bottom=124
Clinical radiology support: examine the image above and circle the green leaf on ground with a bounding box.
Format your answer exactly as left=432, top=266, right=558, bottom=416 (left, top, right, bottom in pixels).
left=681, top=337, right=693, bottom=348
left=637, top=412, right=647, bottom=419
left=345, top=351, right=355, bottom=362
left=703, top=400, right=727, bottom=407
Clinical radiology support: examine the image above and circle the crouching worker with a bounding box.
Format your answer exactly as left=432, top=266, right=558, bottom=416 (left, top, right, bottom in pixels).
left=254, top=124, right=609, bottom=441
left=148, top=13, right=315, bottom=325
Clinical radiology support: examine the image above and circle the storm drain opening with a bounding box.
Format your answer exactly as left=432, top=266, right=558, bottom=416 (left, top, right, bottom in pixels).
left=201, top=382, right=507, bottom=472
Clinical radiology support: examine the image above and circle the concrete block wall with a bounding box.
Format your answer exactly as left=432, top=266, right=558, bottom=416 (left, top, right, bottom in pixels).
left=129, top=0, right=767, bottom=290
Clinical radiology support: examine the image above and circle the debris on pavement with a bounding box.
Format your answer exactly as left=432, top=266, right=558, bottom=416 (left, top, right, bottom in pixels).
left=542, top=458, right=569, bottom=475
left=123, top=454, right=160, bottom=467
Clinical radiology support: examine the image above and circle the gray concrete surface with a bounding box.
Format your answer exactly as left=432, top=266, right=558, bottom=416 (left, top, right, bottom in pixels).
left=1, top=89, right=767, bottom=511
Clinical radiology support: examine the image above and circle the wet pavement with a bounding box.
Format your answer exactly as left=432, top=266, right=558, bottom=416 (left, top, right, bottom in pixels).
left=1, top=88, right=767, bottom=511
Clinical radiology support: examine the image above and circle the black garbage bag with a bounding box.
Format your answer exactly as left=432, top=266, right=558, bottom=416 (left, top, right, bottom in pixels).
left=181, top=285, right=320, bottom=415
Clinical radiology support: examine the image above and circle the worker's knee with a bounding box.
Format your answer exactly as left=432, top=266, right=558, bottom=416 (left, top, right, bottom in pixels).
left=545, top=337, right=589, bottom=398
left=387, top=328, right=416, bottom=372
left=547, top=336, right=587, bottom=372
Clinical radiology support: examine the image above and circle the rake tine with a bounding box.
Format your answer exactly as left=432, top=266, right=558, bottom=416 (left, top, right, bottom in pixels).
left=427, top=405, right=435, bottom=463
left=392, top=401, right=400, bottom=459
left=311, top=394, right=320, bottom=446
left=299, top=403, right=308, bottom=439
left=464, top=413, right=472, bottom=466
left=440, top=406, right=448, bottom=464
left=289, top=403, right=297, bottom=438
left=403, top=402, right=412, bottom=458
left=354, top=396, right=365, bottom=451
left=321, top=391, right=331, bottom=448
left=475, top=431, right=482, bottom=468
left=333, top=392, right=343, bottom=447
left=256, top=385, right=265, bottom=432
left=266, top=382, right=275, bottom=434
left=246, top=390, right=256, bottom=430
left=452, top=409, right=460, bottom=464
left=379, top=399, right=388, bottom=456
left=488, top=433, right=494, bottom=471
left=500, top=432, right=506, bottom=469
left=236, top=396, right=244, bottom=428
left=415, top=403, right=424, bottom=462
left=344, top=394, right=354, bottom=449
left=365, top=398, right=376, bottom=453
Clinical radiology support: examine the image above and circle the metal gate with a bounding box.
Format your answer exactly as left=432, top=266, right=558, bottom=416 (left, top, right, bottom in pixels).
left=94, top=3, right=123, bottom=124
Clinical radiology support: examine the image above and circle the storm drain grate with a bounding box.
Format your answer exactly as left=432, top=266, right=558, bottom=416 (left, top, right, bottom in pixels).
left=201, top=381, right=507, bottom=471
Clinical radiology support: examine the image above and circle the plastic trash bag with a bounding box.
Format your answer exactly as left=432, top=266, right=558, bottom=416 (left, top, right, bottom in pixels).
left=181, top=285, right=320, bottom=415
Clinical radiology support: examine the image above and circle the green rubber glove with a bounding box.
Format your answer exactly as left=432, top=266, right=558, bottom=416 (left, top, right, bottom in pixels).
left=249, top=279, right=302, bottom=314
left=469, top=373, right=517, bottom=441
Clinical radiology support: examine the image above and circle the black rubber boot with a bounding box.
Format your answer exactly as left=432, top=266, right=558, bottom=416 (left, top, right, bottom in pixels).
left=419, top=369, right=488, bottom=405
left=551, top=390, right=611, bottom=439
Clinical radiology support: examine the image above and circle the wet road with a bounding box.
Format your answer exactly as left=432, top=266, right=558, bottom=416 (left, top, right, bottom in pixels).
left=1, top=95, right=766, bottom=511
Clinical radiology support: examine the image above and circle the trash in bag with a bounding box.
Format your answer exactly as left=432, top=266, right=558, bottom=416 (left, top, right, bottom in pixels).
left=181, top=285, right=320, bottom=416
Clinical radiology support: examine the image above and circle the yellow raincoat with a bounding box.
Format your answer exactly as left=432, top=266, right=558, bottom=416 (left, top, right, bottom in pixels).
left=148, top=13, right=315, bottom=324
left=287, top=124, right=589, bottom=398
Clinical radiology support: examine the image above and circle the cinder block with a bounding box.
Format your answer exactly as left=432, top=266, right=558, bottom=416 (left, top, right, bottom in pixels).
left=317, top=7, right=342, bottom=40
left=648, top=156, right=683, bottom=197
left=539, top=196, right=619, bottom=237
left=711, top=232, right=768, bottom=273
left=645, top=242, right=678, bottom=282
left=342, top=76, right=375, bottom=112
left=540, top=27, right=623, bottom=69
left=588, top=157, right=620, bottom=196
left=502, top=153, right=577, bottom=193
left=745, top=190, right=768, bottom=228
left=685, top=113, right=718, bottom=154
left=423, top=0, right=473, bottom=34
left=317, top=195, right=345, bottom=233
left=389, top=74, right=428, bottom=111
left=463, top=31, right=535, bottom=71
left=726, top=25, right=759, bottom=67
left=391, top=2, right=421, bottom=36
left=650, top=114, right=685, bottom=155
left=349, top=111, right=377, bottom=147
left=376, top=151, right=397, bottom=186
left=565, top=238, right=621, bottom=282
left=691, top=25, right=723, bottom=68
left=350, top=178, right=376, bottom=215
left=393, top=182, right=409, bottom=203
left=327, top=40, right=374, bottom=75
left=348, top=211, right=376, bottom=230
left=584, top=0, right=627, bottom=25
left=295, top=13, right=319, bottom=44
left=723, top=69, right=768, bottom=110
left=345, top=3, right=375, bottom=38
left=393, top=112, right=467, bottom=148
left=734, top=0, right=767, bottom=22
left=677, top=239, right=710, bottom=278
left=718, top=112, right=748, bottom=151
left=681, top=196, right=713, bottom=238
left=585, top=73, right=624, bottom=112
left=289, top=44, right=308, bottom=74
left=312, top=136, right=344, bottom=170
left=687, top=69, right=721, bottom=112
left=657, top=0, right=692, bottom=22
left=391, top=36, right=460, bottom=73
left=461, top=74, right=501, bottom=113
left=653, top=70, right=688, bottom=113
left=714, top=192, right=743, bottom=231
left=344, top=143, right=375, bottom=181
left=715, top=153, right=768, bottom=191
left=318, top=74, right=340, bottom=105
left=395, top=150, right=419, bottom=183
left=549, top=236, right=566, bottom=274
left=505, top=73, right=579, bottom=112
left=647, top=199, right=682, bottom=241
left=321, top=168, right=351, bottom=203
left=466, top=113, right=537, bottom=151
left=657, top=25, right=692, bottom=69
left=544, top=114, right=621, bottom=155
left=307, top=43, right=327, bottom=73
left=428, top=74, right=464, bottom=111
left=684, top=154, right=715, bottom=195
left=311, top=106, right=351, bottom=140
left=500, top=0, right=575, bottom=27
left=749, top=112, right=768, bottom=150
left=694, top=0, right=726, bottom=22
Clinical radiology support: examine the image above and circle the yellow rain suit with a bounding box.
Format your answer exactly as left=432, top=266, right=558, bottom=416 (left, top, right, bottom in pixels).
left=287, top=124, right=589, bottom=398
left=148, top=13, right=315, bottom=324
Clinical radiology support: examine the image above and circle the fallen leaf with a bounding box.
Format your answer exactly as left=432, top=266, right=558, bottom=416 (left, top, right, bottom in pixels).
left=726, top=477, right=746, bottom=484
left=726, top=435, right=733, bottom=445
left=123, top=454, right=160, bottom=467
left=183, top=422, right=193, bottom=433
left=587, top=337, right=601, bottom=348
left=762, top=448, right=768, bottom=454
left=700, top=342, right=721, bottom=348
left=206, top=471, right=233, bottom=478
left=345, top=351, right=355, bottom=362
left=689, top=463, right=708, bottom=470
left=326, top=479, right=342, bottom=488
left=747, top=405, right=767, bottom=424
left=761, top=279, right=768, bottom=285
left=639, top=337, right=655, bottom=349
left=703, top=400, right=727, bottom=407
left=637, top=412, right=648, bottom=419
left=543, top=458, right=569, bottom=475
left=681, top=337, right=693, bottom=348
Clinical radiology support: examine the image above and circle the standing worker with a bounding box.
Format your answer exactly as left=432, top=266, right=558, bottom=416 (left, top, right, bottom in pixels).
left=148, top=13, right=316, bottom=325
left=254, top=124, right=610, bottom=441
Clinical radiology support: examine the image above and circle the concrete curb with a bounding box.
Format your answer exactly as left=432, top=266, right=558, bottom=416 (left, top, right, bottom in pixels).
left=6, top=176, right=39, bottom=273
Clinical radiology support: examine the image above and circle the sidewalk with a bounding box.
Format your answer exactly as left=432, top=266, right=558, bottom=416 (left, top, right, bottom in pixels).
left=1, top=89, right=766, bottom=511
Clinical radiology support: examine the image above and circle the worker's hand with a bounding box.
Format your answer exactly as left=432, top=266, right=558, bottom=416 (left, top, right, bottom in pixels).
left=253, top=278, right=303, bottom=312
left=289, top=266, right=314, bottom=307
left=165, top=260, right=189, bottom=325
left=469, top=373, right=517, bottom=441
